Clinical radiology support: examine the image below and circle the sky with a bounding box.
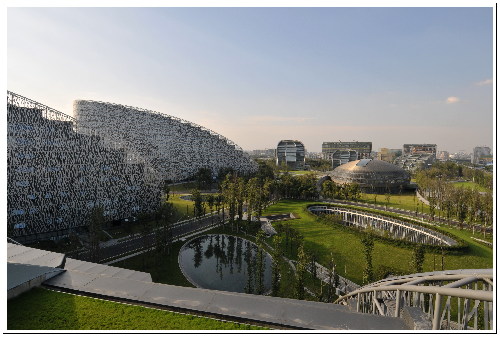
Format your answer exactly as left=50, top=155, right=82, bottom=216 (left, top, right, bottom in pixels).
left=7, top=6, right=495, bottom=153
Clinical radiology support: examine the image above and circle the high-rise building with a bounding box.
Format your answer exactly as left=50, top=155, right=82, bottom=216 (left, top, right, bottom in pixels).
left=322, top=141, right=372, bottom=169
left=471, top=146, right=492, bottom=165
left=276, top=140, right=305, bottom=170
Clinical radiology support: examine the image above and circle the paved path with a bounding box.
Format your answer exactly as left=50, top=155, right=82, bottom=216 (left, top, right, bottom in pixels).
left=71, top=212, right=226, bottom=263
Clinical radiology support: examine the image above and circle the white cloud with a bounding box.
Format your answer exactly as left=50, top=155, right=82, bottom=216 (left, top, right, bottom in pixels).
left=475, top=79, right=493, bottom=86
left=446, top=96, right=460, bottom=104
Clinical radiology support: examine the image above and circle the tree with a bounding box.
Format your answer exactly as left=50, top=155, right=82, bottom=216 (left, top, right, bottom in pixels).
left=206, top=194, right=215, bottom=225
left=255, top=230, right=266, bottom=295
left=246, top=177, right=260, bottom=226
left=271, top=235, right=283, bottom=297
left=155, top=201, right=175, bottom=257
left=361, top=234, right=374, bottom=285
left=236, top=177, right=246, bottom=226
left=195, top=167, right=213, bottom=190
left=191, top=188, right=204, bottom=218
left=384, top=193, right=391, bottom=210
left=295, top=244, right=308, bottom=300
left=162, top=180, right=171, bottom=201
left=221, top=174, right=237, bottom=230
left=325, top=253, right=337, bottom=302
left=411, top=244, right=425, bottom=273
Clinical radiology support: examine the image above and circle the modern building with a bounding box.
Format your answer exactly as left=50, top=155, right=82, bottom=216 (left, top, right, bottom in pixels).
left=393, top=144, right=437, bottom=172
left=471, top=146, right=492, bottom=165
left=322, top=141, right=372, bottom=169
left=403, top=144, right=437, bottom=155
left=7, top=91, right=161, bottom=243
left=331, top=150, right=358, bottom=169
left=276, top=140, right=306, bottom=170
left=377, top=148, right=402, bottom=162
left=8, top=91, right=257, bottom=243
left=328, top=159, right=411, bottom=193
left=74, top=100, right=258, bottom=181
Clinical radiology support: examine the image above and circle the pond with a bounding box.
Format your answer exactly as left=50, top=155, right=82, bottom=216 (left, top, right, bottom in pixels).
left=178, top=234, right=273, bottom=294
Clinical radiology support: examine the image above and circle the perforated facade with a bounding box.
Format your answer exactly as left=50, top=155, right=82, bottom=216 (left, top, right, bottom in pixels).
left=7, top=92, right=161, bottom=243
left=74, top=100, right=257, bottom=181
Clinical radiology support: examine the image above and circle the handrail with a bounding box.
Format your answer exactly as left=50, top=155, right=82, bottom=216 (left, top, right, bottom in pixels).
left=309, top=205, right=456, bottom=246
left=336, top=284, right=492, bottom=303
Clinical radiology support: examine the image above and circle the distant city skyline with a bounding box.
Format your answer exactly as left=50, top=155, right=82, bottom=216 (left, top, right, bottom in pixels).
left=7, top=6, right=494, bottom=153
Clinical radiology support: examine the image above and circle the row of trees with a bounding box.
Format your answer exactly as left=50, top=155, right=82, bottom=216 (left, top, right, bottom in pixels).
left=321, top=180, right=361, bottom=201
left=417, top=161, right=492, bottom=190
left=415, top=170, right=493, bottom=235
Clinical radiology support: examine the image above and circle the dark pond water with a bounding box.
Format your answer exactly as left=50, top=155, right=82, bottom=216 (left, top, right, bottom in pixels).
left=178, top=234, right=273, bottom=294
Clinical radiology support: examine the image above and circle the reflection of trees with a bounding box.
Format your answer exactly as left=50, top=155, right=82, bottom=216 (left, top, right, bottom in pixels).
left=184, top=235, right=271, bottom=293
left=235, top=237, right=243, bottom=273
left=204, top=235, right=214, bottom=259
left=227, top=236, right=235, bottom=274
left=192, top=238, right=203, bottom=268
left=244, top=241, right=254, bottom=294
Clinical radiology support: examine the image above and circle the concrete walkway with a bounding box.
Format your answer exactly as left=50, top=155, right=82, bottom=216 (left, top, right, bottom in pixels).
left=44, top=268, right=407, bottom=330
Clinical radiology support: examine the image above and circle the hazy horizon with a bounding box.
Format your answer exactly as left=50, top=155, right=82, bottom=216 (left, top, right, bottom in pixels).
left=7, top=7, right=494, bottom=154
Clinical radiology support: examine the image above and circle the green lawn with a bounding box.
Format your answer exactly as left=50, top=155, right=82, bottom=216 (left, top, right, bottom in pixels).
left=170, top=194, right=196, bottom=221
left=112, top=240, right=194, bottom=287
left=7, top=288, right=266, bottom=330
left=263, top=200, right=492, bottom=286
left=452, top=181, right=491, bottom=193
left=358, top=192, right=431, bottom=214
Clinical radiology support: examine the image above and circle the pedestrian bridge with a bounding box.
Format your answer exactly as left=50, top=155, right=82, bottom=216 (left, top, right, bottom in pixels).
left=308, top=205, right=457, bottom=246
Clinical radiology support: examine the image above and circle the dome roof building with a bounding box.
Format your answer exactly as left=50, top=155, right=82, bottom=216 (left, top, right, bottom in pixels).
left=329, top=159, right=411, bottom=193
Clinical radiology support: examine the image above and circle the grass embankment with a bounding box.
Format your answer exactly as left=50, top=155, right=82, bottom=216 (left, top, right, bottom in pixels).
left=8, top=288, right=265, bottom=330
left=263, top=200, right=492, bottom=286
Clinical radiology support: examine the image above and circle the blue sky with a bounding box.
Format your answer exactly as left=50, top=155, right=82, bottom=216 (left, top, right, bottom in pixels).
left=7, top=7, right=494, bottom=153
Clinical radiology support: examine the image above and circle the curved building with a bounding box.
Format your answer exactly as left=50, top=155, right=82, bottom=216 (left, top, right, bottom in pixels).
left=276, top=140, right=305, bottom=170
left=7, top=91, right=161, bottom=243
left=74, top=100, right=257, bottom=181
left=329, top=159, right=410, bottom=193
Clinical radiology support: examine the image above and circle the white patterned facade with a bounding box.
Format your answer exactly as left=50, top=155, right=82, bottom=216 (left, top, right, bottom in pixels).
left=73, top=100, right=257, bottom=181
left=7, top=92, right=161, bottom=243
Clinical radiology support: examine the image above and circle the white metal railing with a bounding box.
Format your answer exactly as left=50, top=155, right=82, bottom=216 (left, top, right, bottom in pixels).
left=334, top=269, right=493, bottom=330
left=309, top=205, right=457, bottom=246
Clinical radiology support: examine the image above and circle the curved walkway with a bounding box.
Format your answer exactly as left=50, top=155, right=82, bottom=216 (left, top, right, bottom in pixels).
left=320, top=198, right=491, bottom=234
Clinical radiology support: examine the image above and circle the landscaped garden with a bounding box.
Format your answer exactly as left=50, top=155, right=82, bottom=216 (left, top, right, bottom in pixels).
left=262, top=200, right=492, bottom=286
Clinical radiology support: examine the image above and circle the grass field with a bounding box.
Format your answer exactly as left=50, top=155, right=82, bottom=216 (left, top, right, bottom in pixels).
left=170, top=194, right=196, bottom=221
left=7, top=288, right=266, bottom=330
left=452, top=181, right=491, bottom=193
left=358, top=192, right=431, bottom=214
left=262, top=200, right=492, bottom=286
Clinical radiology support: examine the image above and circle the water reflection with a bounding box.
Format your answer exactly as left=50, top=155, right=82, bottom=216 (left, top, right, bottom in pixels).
left=178, top=234, right=272, bottom=294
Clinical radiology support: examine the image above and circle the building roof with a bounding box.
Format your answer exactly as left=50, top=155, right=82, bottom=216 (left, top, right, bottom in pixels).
left=332, top=159, right=408, bottom=174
